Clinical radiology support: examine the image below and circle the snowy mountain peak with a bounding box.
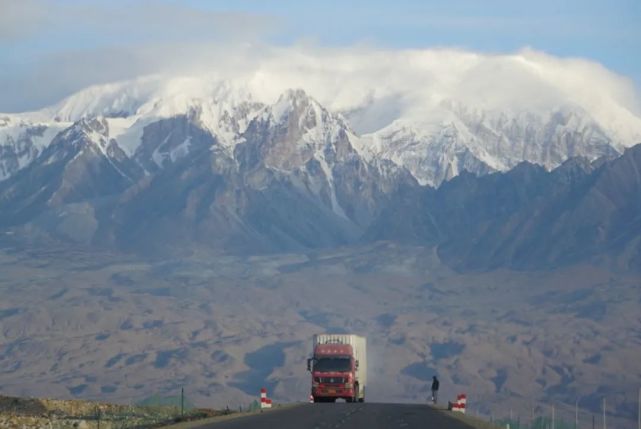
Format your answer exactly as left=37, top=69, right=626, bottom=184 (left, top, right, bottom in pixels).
left=235, top=88, right=357, bottom=177
left=42, top=117, right=111, bottom=163
left=267, top=89, right=321, bottom=126
left=2, top=48, right=641, bottom=187
left=351, top=99, right=626, bottom=186
left=49, top=78, right=159, bottom=122
left=279, top=88, right=310, bottom=103
left=76, top=117, right=109, bottom=135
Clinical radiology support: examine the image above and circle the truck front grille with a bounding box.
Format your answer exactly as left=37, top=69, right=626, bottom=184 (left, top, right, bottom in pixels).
left=318, top=377, right=346, bottom=384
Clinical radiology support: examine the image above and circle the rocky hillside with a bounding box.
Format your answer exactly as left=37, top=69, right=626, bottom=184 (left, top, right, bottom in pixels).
left=1, top=76, right=640, bottom=271
left=367, top=144, right=641, bottom=271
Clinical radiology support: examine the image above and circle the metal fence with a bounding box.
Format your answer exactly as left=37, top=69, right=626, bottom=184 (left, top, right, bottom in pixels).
left=472, top=388, right=641, bottom=429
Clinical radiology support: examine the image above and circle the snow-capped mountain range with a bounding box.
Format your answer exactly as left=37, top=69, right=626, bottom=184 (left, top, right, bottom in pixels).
left=1, top=50, right=641, bottom=265
left=2, top=53, right=641, bottom=185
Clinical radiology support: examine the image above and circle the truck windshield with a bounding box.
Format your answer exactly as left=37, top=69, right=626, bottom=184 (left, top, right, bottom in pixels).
left=314, top=357, right=351, bottom=372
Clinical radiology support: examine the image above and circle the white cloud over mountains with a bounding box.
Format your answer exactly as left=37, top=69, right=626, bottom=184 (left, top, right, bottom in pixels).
left=1, top=1, right=639, bottom=142
left=241, top=47, right=641, bottom=134
left=36, top=45, right=641, bottom=143
left=0, top=0, right=277, bottom=112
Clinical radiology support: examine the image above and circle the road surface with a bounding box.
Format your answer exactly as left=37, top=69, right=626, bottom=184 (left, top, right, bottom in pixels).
left=192, top=403, right=477, bottom=429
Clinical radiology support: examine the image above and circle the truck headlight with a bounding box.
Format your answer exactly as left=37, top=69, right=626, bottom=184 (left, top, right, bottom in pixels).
left=344, top=383, right=353, bottom=389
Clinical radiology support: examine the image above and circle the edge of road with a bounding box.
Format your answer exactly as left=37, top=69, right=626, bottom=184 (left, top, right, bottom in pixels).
left=431, top=406, right=500, bottom=429
left=161, top=403, right=303, bottom=429
left=163, top=403, right=500, bottom=429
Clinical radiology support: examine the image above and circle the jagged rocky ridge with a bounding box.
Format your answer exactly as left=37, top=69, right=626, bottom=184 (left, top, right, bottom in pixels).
left=1, top=84, right=640, bottom=270
left=366, top=145, right=641, bottom=271
left=0, top=89, right=415, bottom=254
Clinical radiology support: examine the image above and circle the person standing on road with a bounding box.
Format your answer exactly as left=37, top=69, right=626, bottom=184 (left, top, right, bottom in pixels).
left=431, top=376, right=440, bottom=404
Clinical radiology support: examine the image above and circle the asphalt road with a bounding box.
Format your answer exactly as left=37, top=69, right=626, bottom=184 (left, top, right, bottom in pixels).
left=193, top=403, right=477, bottom=429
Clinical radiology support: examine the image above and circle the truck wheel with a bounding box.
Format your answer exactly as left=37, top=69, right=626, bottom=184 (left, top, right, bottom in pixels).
left=358, top=398, right=364, bottom=403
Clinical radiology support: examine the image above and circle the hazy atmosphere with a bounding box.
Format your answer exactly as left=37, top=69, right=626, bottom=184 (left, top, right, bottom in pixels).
left=2, top=0, right=640, bottom=112
left=1, top=1, right=640, bottom=428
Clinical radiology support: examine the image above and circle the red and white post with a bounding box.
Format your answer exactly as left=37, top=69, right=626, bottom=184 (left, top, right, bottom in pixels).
left=452, top=394, right=467, bottom=414
left=260, top=388, right=272, bottom=409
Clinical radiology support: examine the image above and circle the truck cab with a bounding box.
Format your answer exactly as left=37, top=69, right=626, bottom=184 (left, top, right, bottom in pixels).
left=307, top=335, right=366, bottom=403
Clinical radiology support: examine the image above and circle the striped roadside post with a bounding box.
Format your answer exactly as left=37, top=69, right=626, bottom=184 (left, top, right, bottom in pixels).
left=451, top=394, right=467, bottom=414
left=260, top=388, right=272, bottom=409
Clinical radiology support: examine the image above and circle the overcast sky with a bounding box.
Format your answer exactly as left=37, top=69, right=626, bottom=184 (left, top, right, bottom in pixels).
left=1, top=0, right=639, bottom=113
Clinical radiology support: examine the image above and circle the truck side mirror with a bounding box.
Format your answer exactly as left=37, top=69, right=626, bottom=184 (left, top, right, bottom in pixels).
left=307, top=358, right=312, bottom=372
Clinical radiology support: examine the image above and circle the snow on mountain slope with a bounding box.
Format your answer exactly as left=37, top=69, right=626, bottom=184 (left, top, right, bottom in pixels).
left=238, top=89, right=358, bottom=218
left=355, top=103, right=621, bottom=186
left=0, top=77, right=265, bottom=179
left=0, top=115, right=69, bottom=180
left=48, top=77, right=159, bottom=122
left=0, top=117, right=144, bottom=229
left=52, top=77, right=263, bottom=151
left=37, top=117, right=140, bottom=184
left=1, top=48, right=640, bottom=185
left=246, top=89, right=353, bottom=170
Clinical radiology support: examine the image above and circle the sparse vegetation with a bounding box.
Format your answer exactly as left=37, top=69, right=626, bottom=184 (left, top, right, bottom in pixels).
left=0, top=394, right=222, bottom=428
left=0, top=244, right=639, bottom=428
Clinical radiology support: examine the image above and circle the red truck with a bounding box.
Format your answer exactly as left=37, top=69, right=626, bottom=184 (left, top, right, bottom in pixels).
left=307, top=334, right=367, bottom=403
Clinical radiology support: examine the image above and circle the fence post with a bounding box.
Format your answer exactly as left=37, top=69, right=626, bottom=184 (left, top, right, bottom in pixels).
left=531, top=402, right=534, bottom=429
left=181, top=387, right=185, bottom=418
left=575, top=398, right=579, bottom=429
left=602, top=397, right=606, bottom=429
